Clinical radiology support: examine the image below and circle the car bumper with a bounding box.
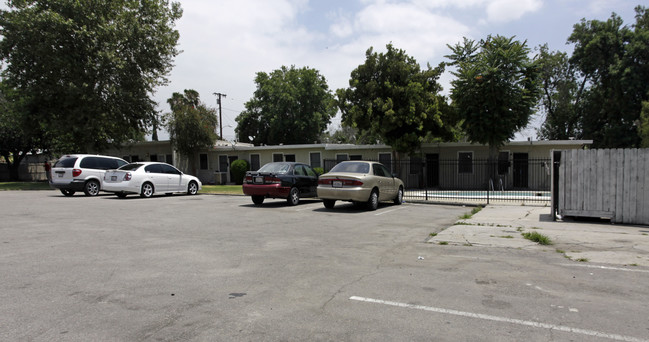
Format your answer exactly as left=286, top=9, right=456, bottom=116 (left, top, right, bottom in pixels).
left=243, top=184, right=291, bottom=198
left=49, top=179, right=86, bottom=191
left=102, top=182, right=141, bottom=194
left=317, top=186, right=371, bottom=202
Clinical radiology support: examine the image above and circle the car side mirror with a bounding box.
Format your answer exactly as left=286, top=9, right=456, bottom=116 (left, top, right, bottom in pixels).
left=392, top=173, right=398, bottom=178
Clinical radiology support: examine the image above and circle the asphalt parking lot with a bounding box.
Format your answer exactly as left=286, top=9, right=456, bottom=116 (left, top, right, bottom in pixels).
left=2, top=191, right=648, bottom=341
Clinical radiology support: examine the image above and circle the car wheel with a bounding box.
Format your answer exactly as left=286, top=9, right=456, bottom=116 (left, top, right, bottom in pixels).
left=187, top=181, right=198, bottom=195
left=323, top=199, right=335, bottom=209
left=393, top=186, right=404, bottom=205
left=367, top=189, right=379, bottom=211
left=252, top=195, right=264, bottom=205
left=60, top=189, right=75, bottom=197
left=116, top=193, right=127, bottom=198
left=83, top=180, right=100, bottom=196
left=140, top=182, right=154, bottom=198
left=287, top=187, right=300, bottom=206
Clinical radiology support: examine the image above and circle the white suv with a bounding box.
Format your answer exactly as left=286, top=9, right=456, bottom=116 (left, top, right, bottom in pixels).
left=49, top=154, right=128, bottom=196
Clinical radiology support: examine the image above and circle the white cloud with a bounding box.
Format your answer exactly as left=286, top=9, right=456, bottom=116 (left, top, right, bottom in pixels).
left=485, top=0, right=543, bottom=23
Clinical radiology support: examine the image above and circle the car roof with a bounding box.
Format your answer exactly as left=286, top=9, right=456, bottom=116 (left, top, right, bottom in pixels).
left=59, top=154, right=126, bottom=160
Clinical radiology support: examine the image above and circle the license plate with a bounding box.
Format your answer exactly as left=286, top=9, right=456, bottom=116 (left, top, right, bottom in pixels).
left=332, top=180, right=343, bottom=188
left=111, top=176, right=117, bottom=181
left=254, top=176, right=264, bottom=184
left=58, top=173, right=63, bottom=178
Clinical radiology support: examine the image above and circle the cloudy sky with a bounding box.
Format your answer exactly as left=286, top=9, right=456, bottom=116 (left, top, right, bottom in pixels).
left=159, top=0, right=640, bottom=142
left=3, top=0, right=642, bottom=142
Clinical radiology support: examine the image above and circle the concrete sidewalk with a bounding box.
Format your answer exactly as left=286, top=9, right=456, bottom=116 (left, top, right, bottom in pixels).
left=428, top=205, right=649, bottom=267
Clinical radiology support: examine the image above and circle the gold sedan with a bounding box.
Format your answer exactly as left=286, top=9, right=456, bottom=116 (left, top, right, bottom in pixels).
left=317, top=161, right=404, bottom=210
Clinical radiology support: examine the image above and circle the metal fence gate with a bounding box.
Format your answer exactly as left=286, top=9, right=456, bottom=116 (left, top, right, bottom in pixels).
left=324, top=158, right=552, bottom=205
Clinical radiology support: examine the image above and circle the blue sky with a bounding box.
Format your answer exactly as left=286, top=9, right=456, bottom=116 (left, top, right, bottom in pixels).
left=1, top=0, right=642, bottom=142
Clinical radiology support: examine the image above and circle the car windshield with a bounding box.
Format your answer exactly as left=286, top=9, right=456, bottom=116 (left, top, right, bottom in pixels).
left=258, top=163, right=291, bottom=174
left=329, top=162, right=370, bottom=174
left=118, top=163, right=144, bottom=171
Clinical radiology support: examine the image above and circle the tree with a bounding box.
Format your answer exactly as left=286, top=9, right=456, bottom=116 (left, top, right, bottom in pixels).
left=535, top=44, right=584, bottom=140
left=235, top=66, right=337, bottom=145
left=336, top=44, right=452, bottom=157
left=0, top=82, right=46, bottom=180
left=0, top=0, right=182, bottom=153
left=446, top=35, right=540, bottom=159
left=568, top=6, right=649, bottom=148
left=165, top=90, right=218, bottom=175
left=640, top=99, right=649, bottom=148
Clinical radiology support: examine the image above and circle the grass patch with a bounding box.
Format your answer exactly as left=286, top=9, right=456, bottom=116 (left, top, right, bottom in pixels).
left=0, top=182, right=53, bottom=191
left=522, top=231, right=553, bottom=245
left=438, top=241, right=448, bottom=245
left=429, top=233, right=438, bottom=237
left=200, top=185, right=243, bottom=195
left=458, top=205, right=483, bottom=220
left=576, top=258, right=589, bottom=262
left=498, top=235, right=514, bottom=239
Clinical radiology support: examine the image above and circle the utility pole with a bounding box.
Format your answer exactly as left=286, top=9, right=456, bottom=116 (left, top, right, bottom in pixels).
left=213, top=92, right=227, bottom=139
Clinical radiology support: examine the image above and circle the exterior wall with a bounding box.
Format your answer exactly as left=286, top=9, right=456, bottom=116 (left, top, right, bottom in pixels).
left=90, top=139, right=591, bottom=186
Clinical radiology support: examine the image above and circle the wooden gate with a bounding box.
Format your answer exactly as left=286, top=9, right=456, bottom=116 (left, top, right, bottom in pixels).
left=555, top=149, right=649, bottom=224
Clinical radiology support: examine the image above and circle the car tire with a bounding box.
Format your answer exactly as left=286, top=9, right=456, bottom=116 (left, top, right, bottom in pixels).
left=60, top=189, right=75, bottom=197
left=116, top=193, right=127, bottom=198
left=367, top=189, right=379, bottom=211
left=187, top=181, right=199, bottom=195
left=83, top=180, right=100, bottom=196
left=287, top=187, right=300, bottom=206
left=252, top=195, right=264, bottom=205
left=323, top=199, right=335, bottom=209
left=393, top=186, right=404, bottom=205
left=140, top=182, right=154, bottom=198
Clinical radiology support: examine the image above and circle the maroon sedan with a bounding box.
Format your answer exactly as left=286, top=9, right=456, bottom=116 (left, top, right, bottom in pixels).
left=243, top=162, right=319, bottom=206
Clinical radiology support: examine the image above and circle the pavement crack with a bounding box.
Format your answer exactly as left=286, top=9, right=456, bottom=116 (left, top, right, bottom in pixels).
left=321, top=270, right=381, bottom=311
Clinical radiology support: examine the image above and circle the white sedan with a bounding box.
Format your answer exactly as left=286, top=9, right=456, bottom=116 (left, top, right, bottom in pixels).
left=103, top=162, right=202, bottom=198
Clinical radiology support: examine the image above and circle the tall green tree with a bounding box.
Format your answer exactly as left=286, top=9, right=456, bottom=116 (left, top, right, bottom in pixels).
left=535, top=44, right=584, bottom=140
left=336, top=44, right=452, bottom=156
left=568, top=6, right=649, bottom=148
left=165, top=90, right=218, bottom=175
left=235, top=65, right=337, bottom=145
left=0, top=0, right=182, bottom=153
left=446, top=35, right=540, bottom=158
left=0, top=82, right=46, bottom=180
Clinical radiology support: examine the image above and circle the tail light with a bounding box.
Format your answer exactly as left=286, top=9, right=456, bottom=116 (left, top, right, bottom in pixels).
left=266, top=177, right=281, bottom=184
left=72, top=169, right=82, bottom=177
left=318, top=178, right=363, bottom=186
left=124, top=172, right=132, bottom=181
left=343, top=179, right=363, bottom=186
left=245, top=176, right=253, bottom=183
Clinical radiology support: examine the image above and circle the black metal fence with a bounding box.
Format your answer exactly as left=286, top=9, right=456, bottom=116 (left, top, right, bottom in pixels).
left=323, top=158, right=552, bottom=205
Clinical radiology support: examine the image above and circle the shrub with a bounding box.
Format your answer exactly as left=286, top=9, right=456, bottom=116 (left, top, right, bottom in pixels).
left=230, top=159, right=250, bottom=185
left=313, top=167, right=324, bottom=175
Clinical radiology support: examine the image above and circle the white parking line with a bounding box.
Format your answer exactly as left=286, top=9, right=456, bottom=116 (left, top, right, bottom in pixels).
left=349, top=296, right=648, bottom=342
left=375, top=206, right=406, bottom=216
left=559, top=264, right=649, bottom=273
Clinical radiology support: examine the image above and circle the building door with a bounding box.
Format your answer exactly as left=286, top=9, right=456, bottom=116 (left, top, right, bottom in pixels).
left=513, top=153, right=529, bottom=188
left=426, top=154, right=439, bottom=188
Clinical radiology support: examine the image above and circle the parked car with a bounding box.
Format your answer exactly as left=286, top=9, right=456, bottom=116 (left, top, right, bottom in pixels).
left=242, top=162, right=319, bottom=206
left=102, top=162, right=202, bottom=198
left=317, top=161, right=404, bottom=210
left=49, top=154, right=128, bottom=196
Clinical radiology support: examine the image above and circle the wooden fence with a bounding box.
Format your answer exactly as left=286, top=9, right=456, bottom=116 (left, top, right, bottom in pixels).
left=555, top=149, right=649, bottom=225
